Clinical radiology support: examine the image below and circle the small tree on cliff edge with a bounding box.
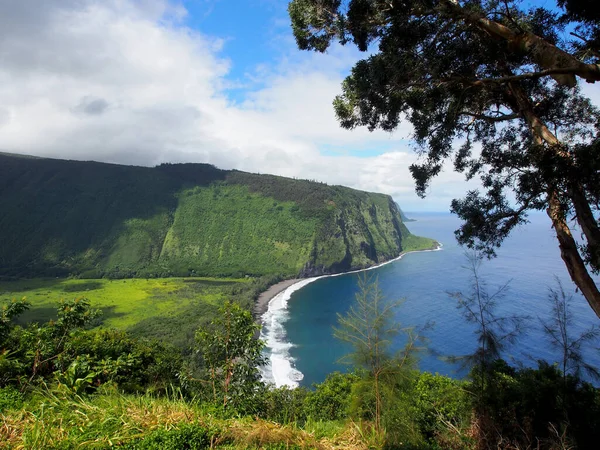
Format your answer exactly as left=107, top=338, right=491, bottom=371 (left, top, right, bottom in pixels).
left=289, top=0, right=600, bottom=319
left=334, top=273, right=423, bottom=433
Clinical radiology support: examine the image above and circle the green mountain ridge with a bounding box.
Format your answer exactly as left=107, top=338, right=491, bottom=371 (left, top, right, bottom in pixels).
left=0, top=153, right=435, bottom=279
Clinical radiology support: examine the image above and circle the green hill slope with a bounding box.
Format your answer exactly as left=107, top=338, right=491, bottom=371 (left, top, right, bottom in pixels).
left=0, top=153, right=435, bottom=278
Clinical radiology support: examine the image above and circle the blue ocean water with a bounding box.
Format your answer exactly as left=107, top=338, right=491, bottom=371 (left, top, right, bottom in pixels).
left=282, top=212, right=600, bottom=387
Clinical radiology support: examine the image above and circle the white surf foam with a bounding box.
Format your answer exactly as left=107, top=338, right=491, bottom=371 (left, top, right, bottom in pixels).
left=259, top=278, right=320, bottom=388
left=259, top=243, right=444, bottom=388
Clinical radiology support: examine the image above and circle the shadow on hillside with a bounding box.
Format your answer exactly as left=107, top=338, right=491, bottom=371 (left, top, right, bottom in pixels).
left=14, top=305, right=125, bottom=329
left=0, top=155, right=228, bottom=277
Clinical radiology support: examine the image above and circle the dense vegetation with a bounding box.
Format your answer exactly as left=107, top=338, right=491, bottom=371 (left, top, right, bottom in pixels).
left=0, top=153, right=435, bottom=280
left=0, top=276, right=265, bottom=352
left=2, top=274, right=599, bottom=450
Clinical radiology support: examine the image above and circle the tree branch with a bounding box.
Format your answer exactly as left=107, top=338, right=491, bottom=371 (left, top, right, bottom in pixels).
left=459, top=111, right=520, bottom=122
left=446, top=67, right=595, bottom=88
left=439, top=0, right=600, bottom=85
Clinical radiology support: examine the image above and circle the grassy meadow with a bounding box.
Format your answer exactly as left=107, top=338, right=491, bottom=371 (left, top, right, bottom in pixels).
left=0, top=386, right=365, bottom=450
left=0, top=277, right=253, bottom=350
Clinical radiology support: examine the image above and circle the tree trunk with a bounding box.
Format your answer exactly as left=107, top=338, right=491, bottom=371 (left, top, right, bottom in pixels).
left=506, top=81, right=600, bottom=319
left=374, top=371, right=381, bottom=434
left=547, top=192, right=600, bottom=318
left=570, top=185, right=600, bottom=271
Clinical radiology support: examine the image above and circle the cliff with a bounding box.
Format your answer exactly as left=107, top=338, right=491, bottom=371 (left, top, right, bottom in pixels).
left=0, top=153, right=435, bottom=278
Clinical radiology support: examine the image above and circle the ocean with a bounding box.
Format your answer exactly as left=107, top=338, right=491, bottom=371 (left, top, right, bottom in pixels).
left=260, top=212, right=600, bottom=388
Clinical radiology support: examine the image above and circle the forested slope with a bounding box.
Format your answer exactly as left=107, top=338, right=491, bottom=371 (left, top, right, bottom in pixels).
left=0, top=153, right=434, bottom=278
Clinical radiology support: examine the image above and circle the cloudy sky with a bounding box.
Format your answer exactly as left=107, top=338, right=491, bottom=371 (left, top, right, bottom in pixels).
left=0, top=0, right=595, bottom=211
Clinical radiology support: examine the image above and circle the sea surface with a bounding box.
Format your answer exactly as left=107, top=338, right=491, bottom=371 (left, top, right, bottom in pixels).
left=260, top=212, right=600, bottom=388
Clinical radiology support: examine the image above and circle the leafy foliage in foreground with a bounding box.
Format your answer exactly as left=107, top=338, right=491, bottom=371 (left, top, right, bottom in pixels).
left=1, top=295, right=600, bottom=449
left=0, top=153, right=434, bottom=280
left=0, top=298, right=181, bottom=393
left=195, top=301, right=264, bottom=412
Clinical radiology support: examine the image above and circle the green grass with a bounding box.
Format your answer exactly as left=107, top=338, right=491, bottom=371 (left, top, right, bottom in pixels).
left=400, top=234, right=439, bottom=253
left=0, top=277, right=251, bottom=349
left=0, top=387, right=363, bottom=450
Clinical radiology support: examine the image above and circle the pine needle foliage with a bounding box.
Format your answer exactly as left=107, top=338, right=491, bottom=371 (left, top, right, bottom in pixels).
left=541, top=278, right=600, bottom=381
left=448, top=252, right=529, bottom=404
left=333, top=273, right=422, bottom=437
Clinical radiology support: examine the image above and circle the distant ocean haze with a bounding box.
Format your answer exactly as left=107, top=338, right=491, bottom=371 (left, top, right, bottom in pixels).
left=261, top=212, right=600, bottom=388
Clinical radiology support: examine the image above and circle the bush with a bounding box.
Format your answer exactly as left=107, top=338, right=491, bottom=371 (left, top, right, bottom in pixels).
left=304, top=372, right=358, bottom=421
left=261, top=385, right=309, bottom=424
left=413, top=372, right=471, bottom=442
left=0, top=385, right=24, bottom=411
left=474, top=360, right=600, bottom=449
left=121, top=423, right=216, bottom=449
left=62, top=329, right=182, bottom=393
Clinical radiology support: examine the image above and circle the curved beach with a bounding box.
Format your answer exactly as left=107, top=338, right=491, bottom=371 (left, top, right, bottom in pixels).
left=253, top=278, right=301, bottom=318
left=257, top=244, right=442, bottom=388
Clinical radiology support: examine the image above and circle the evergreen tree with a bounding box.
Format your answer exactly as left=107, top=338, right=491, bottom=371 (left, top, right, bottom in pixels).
left=289, top=0, right=600, bottom=319
left=541, top=279, right=600, bottom=381
left=333, top=274, right=421, bottom=433
left=449, top=252, right=528, bottom=405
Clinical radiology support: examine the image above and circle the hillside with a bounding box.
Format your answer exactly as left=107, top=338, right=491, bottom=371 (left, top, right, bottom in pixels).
left=0, top=153, right=435, bottom=279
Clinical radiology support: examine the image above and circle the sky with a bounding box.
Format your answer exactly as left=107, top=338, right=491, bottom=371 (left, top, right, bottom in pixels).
left=0, top=0, right=596, bottom=211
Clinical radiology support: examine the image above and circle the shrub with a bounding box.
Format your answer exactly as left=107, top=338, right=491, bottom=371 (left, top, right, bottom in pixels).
left=304, top=372, right=358, bottom=421
left=413, top=372, right=471, bottom=442
left=121, top=423, right=216, bottom=450
left=62, top=329, right=182, bottom=393
left=260, top=385, right=309, bottom=424
left=474, top=360, right=600, bottom=449
left=0, top=385, right=23, bottom=411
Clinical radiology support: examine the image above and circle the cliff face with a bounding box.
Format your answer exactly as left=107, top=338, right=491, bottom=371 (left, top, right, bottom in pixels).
left=300, top=194, right=410, bottom=277
left=0, top=153, right=430, bottom=279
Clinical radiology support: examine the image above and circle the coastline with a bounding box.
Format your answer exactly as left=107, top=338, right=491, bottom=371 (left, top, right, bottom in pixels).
left=254, top=278, right=301, bottom=318
left=254, top=242, right=442, bottom=319
left=257, top=242, right=442, bottom=388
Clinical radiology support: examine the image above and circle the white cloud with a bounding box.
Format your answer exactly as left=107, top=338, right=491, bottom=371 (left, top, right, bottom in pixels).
left=0, top=0, right=476, bottom=211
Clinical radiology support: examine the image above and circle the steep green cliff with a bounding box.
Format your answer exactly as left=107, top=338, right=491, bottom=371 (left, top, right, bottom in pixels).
left=0, top=153, right=435, bottom=278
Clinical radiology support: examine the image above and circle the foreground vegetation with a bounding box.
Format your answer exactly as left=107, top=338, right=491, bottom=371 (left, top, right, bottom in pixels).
left=3, top=363, right=598, bottom=449
left=0, top=384, right=380, bottom=449
left=2, top=268, right=599, bottom=449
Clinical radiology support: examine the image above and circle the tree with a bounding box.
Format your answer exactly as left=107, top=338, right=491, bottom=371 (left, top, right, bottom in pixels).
left=541, top=278, right=600, bottom=381
left=0, top=297, right=30, bottom=386
left=195, top=301, right=265, bottom=411
left=1, top=297, right=101, bottom=387
left=448, top=252, right=528, bottom=404
left=289, top=0, right=600, bottom=319
left=0, top=297, right=29, bottom=346
left=27, top=297, right=100, bottom=382
left=333, top=273, right=421, bottom=433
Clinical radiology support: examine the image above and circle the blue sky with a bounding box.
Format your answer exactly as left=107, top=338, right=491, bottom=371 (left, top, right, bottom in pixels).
left=182, top=0, right=290, bottom=92
left=0, top=0, right=596, bottom=211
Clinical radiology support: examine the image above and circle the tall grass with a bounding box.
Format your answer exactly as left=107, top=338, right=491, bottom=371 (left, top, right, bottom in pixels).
left=1, top=387, right=371, bottom=449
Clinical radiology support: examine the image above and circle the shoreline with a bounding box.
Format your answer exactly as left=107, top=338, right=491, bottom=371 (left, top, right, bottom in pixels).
left=257, top=242, right=442, bottom=388
left=254, top=278, right=301, bottom=318
left=254, top=242, right=442, bottom=318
